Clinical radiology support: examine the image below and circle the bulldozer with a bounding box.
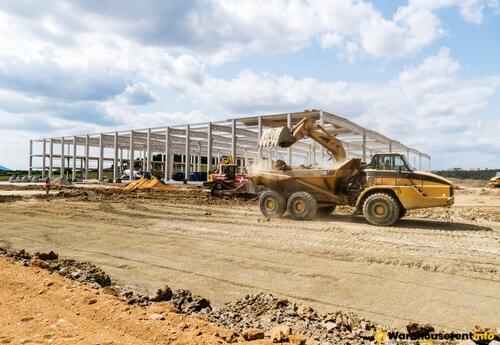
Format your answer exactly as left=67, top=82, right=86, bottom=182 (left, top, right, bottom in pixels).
left=203, top=155, right=251, bottom=197
left=251, top=116, right=454, bottom=226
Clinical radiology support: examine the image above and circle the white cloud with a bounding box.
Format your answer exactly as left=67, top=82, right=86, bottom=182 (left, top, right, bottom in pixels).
left=1, top=0, right=498, bottom=64
left=174, top=48, right=500, bottom=163
left=319, top=32, right=344, bottom=49
left=409, top=0, right=500, bottom=23
left=119, top=83, right=158, bottom=105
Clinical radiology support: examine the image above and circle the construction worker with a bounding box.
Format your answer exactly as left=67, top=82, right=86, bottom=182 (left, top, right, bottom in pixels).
left=44, top=177, right=51, bottom=195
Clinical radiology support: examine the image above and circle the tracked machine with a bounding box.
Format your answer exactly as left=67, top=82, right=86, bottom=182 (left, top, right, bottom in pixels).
left=203, top=155, right=251, bottom=197
left=252, top=116, right=454, bottom=226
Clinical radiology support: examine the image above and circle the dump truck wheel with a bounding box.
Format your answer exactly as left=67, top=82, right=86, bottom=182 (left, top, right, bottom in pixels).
left=363, top=193, right=400, bottom=226
left=318, top=205, right=336, bottom=216
left=259, top=191, right=286, bottom=218
left=287, top=191, right=317, bottom=221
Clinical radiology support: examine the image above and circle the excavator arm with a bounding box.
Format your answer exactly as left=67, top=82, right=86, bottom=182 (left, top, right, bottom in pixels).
left=259, top=116, right=347, bottom=163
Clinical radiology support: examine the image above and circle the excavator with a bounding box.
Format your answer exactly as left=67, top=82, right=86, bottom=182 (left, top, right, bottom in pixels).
left=252, top=116, right=454, bottom=226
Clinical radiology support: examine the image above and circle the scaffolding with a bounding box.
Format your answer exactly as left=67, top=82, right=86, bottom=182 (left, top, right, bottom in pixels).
left=28, top=110, right=431, bottom=181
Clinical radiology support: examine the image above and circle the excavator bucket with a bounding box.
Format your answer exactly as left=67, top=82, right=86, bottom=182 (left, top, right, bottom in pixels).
left=258, top=126, right=294, bottom=148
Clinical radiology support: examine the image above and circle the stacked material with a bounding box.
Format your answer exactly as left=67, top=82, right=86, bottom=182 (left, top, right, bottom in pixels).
left=50, top=177, right=73, bottom=187
left=124, top=177, right=176, bottom=191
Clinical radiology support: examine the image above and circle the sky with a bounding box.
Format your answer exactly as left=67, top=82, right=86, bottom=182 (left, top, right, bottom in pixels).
left=0, top=0, right=499, bottom=170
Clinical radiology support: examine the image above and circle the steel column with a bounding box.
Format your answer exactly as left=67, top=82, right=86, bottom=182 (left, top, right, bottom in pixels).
left=258, top=116, right=263, bottom=160
left=146, top=128, right=152, bottom=173
left=231, top=119, right=237, bottom=160
left=362, top=132, right=366, bottom=162
left=28, top=140, right=33, bottom=178
left=319, top=111, right=325, bottom=166
left=72, top=136, right=77, bottom=181
left=207, top=122, right=212, bottom=177
left=185, top=124, right=190, bottom=180
left=164, top=127, right=170, bottom=180
left=84, top=135, right=89, bottom=180
left=98, top=133, right=104, bottom=182
left=49, top=139, right=53, bottom=178
left=60, top=137, right=65, bottom=178
left=42, top=139, right=46, bottom=179
left=287, top=113, right=292, bottom=166
left=129, top=131, right=135, bottom=182
left=113, top=132, right=119, bottom=183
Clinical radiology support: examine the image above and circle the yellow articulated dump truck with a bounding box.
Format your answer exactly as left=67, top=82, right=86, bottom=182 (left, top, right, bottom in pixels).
left=251, top=116, right=454, bottom=226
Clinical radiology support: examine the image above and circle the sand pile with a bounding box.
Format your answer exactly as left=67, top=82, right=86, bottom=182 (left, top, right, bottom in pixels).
left=124, top=177, right=178, bottom=191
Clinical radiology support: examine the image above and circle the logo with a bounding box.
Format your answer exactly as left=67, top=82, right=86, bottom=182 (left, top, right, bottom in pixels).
left=374, top=329, right=496, bottom=343
left=374, top=331, right=388, bottom=344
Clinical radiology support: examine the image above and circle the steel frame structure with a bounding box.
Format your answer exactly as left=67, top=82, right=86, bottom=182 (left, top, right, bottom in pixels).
left=28, top=110, right=431, bottom=181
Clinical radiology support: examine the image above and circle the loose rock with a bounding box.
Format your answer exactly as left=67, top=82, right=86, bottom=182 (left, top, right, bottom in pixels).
left=242, top=328, right=265, bottom=341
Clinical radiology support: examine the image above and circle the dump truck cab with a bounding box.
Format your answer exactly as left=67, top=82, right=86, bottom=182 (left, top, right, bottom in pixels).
left=354, top=153, right=454, bottom=224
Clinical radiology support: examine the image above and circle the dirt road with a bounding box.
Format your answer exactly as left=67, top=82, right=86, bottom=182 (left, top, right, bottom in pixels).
left=0, top=256, right=270, bottom=345
left=0, top=186, right=499, bottom=331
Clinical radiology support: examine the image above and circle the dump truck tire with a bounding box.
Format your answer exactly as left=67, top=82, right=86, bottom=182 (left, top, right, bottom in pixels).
left=318, top=205, right=336, bottom=216
left=259, top=191, right=286, bottom=218
left=363, top=193, right=400, bottom=226
left=287, top=191, right=317, bottom=221
left=399, top=207, right=407, bottom=219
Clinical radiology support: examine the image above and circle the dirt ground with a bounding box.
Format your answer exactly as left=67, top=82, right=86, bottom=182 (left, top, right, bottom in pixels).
left=0, top=256, right=273, bottom=345
left=0, top=182, right=499, bottom=333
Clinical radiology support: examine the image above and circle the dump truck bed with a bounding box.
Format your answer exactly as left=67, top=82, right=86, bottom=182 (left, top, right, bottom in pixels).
left=250, top=159, right=361, bottom=203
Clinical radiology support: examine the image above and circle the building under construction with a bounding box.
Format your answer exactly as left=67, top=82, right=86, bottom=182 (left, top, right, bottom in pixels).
left=27, top=110, right=430, bottom=182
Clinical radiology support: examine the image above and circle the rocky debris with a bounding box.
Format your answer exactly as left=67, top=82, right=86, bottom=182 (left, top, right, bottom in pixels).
left=119, top=291, right=151, bottom=307
left=0, top=248, right=111, bottom=288
left=34, top=251, right=58, bottom=261
left=242, top=328, right=265, bottom=341
left=170, top=289, right=211, bottom=314
left=152, top=285, right=173, bottom=302
left=406, top=322, right=434, bottom=338
left=208, top=293, right=377, bottom=344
